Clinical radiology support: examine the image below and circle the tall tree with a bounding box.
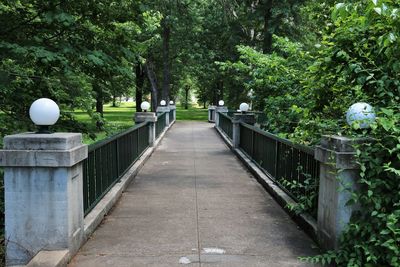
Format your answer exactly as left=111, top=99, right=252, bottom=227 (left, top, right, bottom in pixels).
left=0, top=0, right=160, bottom=135
left=135, top=63, right=145, bottom=112
left=161, top=17, right=171, bottom=103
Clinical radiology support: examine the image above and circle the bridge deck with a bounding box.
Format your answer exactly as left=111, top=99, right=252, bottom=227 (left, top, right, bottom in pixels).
left=70, top=121, right=316, bottom=267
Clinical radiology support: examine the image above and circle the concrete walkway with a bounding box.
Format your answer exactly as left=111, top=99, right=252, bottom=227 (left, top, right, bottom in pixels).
left=69, top=122, right=316, bottom=267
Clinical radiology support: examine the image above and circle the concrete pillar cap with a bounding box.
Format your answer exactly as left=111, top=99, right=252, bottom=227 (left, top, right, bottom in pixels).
left=134, top=112, right=157, bottom=123
left=156, top=106, right=170, bottom=113
left=0, top=133, right=87, bottom=167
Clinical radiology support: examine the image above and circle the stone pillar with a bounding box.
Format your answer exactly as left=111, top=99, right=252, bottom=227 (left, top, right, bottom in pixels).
left=231, top=113, right=256, bottom=148
left=169, top=105, right=176, bottom=123
left=315, top=135, right=365, bottom=250
left=0, top=133, right=88, bottom=265
left=208, top=105, right=216, bottom=123
left=215, top=106, right=228, bottom=127
left=156, top=106, right=170, bottom=126
left=134, top=112, right=157, bottom=147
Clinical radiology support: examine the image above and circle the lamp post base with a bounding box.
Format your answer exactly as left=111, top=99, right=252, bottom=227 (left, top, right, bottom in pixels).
left=36, top=125, right=52, bottom=134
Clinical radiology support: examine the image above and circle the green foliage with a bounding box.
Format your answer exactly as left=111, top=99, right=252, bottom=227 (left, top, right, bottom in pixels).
left=300, top=0, right=400, bottom=127
left=218, top=36, right=311, bottom=134
left=302, top=106, right=400, bottom=266
left=218, top=0, right=400, bottom=265
left=74, top=102, right=137, bottom=144
left=0, top=0, right=160, bottom=137
left=0, top=0, right=399, bottom=265
left=297, top=0, right=400, bottom=265
left=283, top=170, right=318, bottom=217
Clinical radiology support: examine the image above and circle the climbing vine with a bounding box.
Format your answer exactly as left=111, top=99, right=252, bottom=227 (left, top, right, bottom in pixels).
left=299, top=0, right=400, bottom=265
left=302, top=107, right=400, bottom=266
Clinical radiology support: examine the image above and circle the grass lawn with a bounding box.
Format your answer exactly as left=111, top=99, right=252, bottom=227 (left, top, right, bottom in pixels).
left=75, top=102, right=136, bottom=144
left=176, top=106, right=208, bottom=121
left=76, top=103, right=208, bottom=144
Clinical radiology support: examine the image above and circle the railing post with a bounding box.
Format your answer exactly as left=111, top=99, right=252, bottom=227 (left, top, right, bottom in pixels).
left=169, top=104, right=176, bottom=123
left=274, top=140, right=279, bottom=178
left=134, top=112, right=157, bottom=147
left=156, top=106, right=170, bottom=127
left=315, top=135, right=367, bottom=250
left=251, top=129, right=255, bottom=157
left=232, top=113, right=256, bottom=149
left=148, top=121, right=156, bottom=146
left=215, top=106, right=228, bottom=128
left=0, top=133, right=88, bottom=265
left=232, top=117, right=240, bottom=148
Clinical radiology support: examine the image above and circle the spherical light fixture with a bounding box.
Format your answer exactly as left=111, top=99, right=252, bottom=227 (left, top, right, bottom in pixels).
left=140, top=101, right=150, bottom=112
left=239, top=102, right=249, bottom=113
left=169, top=100, right=174, bottom=105
left=218, top=100, right=224, bottom=106
left=160, top=100, right=166, bottom=106
left=29, top=98, right=60, bottom=134
left=346, top=102, right=376, bottom=129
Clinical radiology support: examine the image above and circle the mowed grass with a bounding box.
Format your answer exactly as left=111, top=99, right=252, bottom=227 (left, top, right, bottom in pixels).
left=74, top=102, right=135, bottom=126
left=75, top=102, right=136, bottom=144
left=76, top=103, right=208, bottom=144
left=176, top=106, right=208, bottom=121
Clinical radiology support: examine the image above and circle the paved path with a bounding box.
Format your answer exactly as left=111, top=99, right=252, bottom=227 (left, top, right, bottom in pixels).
left=70, top=122, right=316, bottom=267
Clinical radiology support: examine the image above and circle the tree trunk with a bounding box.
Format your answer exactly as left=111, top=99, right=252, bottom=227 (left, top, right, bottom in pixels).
left=112, top=95, right=117, bottom=107
left=161, top=18, right=171, bottom=103
left=144, top=59, right=158, bottom=111
left=185, top=86, right=189, bottom=109
left=135, top=63, right=145, bottom=112
left=95, top=89, right=104, bottom=130
left=263, top=0, right=273, bottom=54
left=212, top=84, right=217, bottom=105
left=96, top=89, right=104, bottom=116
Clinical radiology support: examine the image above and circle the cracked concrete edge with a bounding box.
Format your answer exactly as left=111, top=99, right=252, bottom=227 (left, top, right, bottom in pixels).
left=24, top=250, right=69, bottom=267
left=214, top=125, right=318, bottom=243
left=14, top=121, right=175, bottom=267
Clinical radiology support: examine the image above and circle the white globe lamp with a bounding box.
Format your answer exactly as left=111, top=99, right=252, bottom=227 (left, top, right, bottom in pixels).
left=29, top=98, right=60, bottom=133
left=169, top=100, right=174, bottom=105
left=239, top=102, right=249, bottom=113
left=218, top=100, right=224, bottom=106
left=160, top=100, right=166, bottom=106
left=346, top=102, right=376, bottom=129
left=140, top=101, right=150, bottom=112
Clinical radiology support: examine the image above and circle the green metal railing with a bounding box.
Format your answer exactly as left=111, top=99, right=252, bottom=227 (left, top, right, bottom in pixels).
left=239, top=123, right=319, bottom=216
left=219, top=112, right=233, bottom=140
left=156, top=112, right=167, bottom=138
left=0, top=168, right=3, bottom=244
left=82, top=122, right=150, bottom=215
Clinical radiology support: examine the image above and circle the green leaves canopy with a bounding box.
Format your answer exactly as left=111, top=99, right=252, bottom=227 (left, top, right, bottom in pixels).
left=0, top=0, right=159, bottom=136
